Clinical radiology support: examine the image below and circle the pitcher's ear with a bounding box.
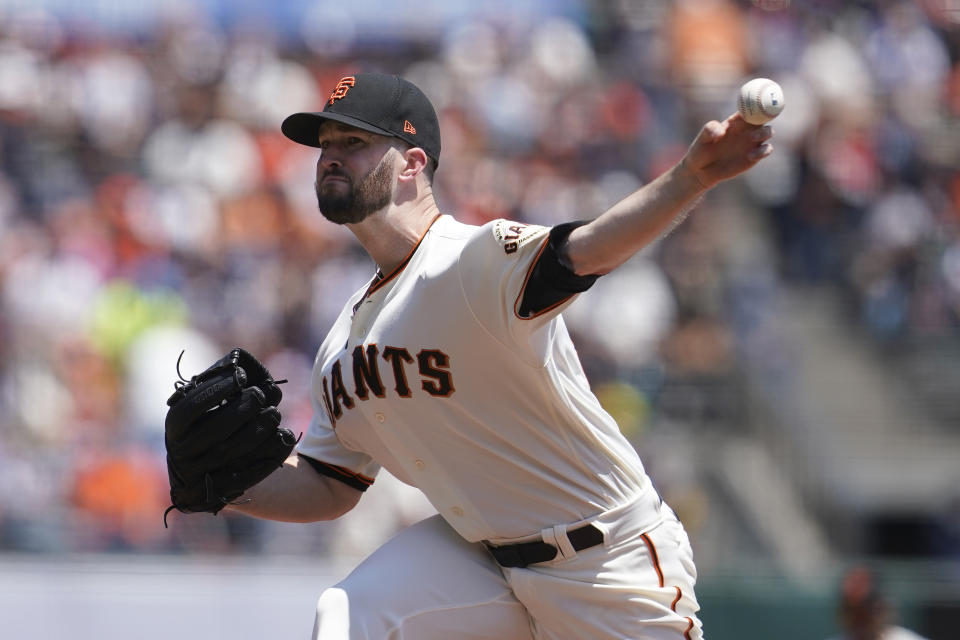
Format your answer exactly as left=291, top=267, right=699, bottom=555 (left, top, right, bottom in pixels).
left=398, top=146, right=430, bottom=183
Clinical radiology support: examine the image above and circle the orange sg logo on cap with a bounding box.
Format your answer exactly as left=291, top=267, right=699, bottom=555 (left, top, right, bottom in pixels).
left=328, top=76, right=356, bottom=105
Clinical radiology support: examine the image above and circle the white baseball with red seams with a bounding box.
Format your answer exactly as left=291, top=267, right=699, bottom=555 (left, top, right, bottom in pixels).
left=738, top=77, right=785, bottom=125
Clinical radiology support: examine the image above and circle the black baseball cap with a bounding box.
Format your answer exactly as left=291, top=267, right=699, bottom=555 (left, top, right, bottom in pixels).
left=281, top=73, right=441, bottom=167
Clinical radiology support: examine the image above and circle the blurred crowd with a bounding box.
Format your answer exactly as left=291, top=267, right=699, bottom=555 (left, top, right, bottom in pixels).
left=0, top=0, right=958, bottom=556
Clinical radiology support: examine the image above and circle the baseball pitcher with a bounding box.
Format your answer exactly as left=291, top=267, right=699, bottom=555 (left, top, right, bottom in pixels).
left=164, top=73, right=774, bottom=639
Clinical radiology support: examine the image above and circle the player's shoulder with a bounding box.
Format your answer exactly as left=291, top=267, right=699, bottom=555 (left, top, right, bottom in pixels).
left=425, top=214, right=473, bottom=242
left=448, top=217, right=548, bottom=256
left=432, top=215, right=548, bottom=253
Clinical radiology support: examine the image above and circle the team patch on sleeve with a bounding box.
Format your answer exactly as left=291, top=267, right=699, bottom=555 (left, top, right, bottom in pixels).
left=492, top=220, right=547, bottom=255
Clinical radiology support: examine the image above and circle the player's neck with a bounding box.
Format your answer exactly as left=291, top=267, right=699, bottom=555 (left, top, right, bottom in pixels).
left=348, top=196, right=441, bottom=274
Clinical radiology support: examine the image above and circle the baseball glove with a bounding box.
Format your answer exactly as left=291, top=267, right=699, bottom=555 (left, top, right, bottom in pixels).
left=163, top=347, right=297, bottom=525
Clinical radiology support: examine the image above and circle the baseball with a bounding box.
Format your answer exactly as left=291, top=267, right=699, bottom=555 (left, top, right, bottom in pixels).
left=738, top=77, right=785, bottom=125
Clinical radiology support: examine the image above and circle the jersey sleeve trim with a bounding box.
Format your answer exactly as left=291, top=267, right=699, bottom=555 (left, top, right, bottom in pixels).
left=297, top=453, right=375, bottom=492
left=514, top=221, right=601, bottom=319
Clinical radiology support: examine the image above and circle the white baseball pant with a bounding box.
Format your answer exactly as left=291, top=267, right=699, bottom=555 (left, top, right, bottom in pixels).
left=313, top=497, right=703, bottom=639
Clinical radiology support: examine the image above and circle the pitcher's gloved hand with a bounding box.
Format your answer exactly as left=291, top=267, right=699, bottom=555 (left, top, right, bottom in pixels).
left=163, top=348, right=297, bottom=525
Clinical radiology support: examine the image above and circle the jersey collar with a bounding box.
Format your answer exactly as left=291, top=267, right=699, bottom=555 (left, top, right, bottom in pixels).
left=366, top=213, right=442, bottom=296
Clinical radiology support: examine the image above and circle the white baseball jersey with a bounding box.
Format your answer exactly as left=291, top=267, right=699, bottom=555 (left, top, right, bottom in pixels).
left=298, top=214, right=662, bottom=543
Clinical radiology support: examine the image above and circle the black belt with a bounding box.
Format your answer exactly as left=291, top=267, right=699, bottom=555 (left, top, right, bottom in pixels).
left=486, top=523, right=604, bottom=568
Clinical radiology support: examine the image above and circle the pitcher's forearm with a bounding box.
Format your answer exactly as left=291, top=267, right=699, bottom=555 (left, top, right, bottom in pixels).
left=226, top=455, right=362, bottom=523
left=564, top=161, right=706, bottom=276
left=562, top=115, right=773, bottom=277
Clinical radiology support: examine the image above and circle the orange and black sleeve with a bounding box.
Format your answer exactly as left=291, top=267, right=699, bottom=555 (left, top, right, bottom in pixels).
left=517, top=221, right=601, bottom=318
left=298, top=453, right=374, bottom=492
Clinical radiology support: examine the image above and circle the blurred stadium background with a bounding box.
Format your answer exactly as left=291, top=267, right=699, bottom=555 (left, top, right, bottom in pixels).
left=1, top=0, right=959, bottom=638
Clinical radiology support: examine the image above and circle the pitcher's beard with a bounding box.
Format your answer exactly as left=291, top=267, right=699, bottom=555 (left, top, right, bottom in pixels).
left=315, top=157, right=394, bottom=225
